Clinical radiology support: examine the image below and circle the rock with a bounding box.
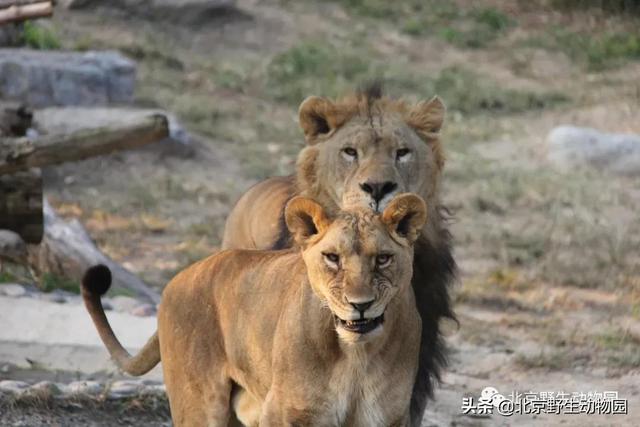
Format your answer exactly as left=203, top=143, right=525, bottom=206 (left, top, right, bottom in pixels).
left=34, top=107, right=196, bottom=158
left=108, top=380, right=142, bottom=399
left=0, top=380, right=29, bottom=394
left=109, top=295, right=140, bottom=313
left=60, top=0, right=246, bottom=27
left=140, top=384, right=166, bottom=396
left=0, top=49, right=135, bottom=108
left=39, top=292, right=67, bottom=304
left=0, top=283, right=27, bottom=298
left=0, top=229, right=28, bottom=264
left=130, top=303, right=156, bottom=317
left=547, top=125, right=640, bottom=175
left=67, top=380, right=103, bottom=396
left=29, top=381, right=62, bottom=396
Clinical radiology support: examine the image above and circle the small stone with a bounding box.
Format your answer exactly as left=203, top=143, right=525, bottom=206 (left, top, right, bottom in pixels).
left=0, top=283, right=27, bottom=298
left=67, top=380, right=103, bottom=396
left=130, top=304, right=156, bottom=317
left=0, top=380, right=29, bottom=394
left=140, top=384, right=166, bottom=396
left=108, top=380, right=142, bottom=399
left=40, top=292, right=66, bottom=304
left=29, top=381, right=61, bottom=396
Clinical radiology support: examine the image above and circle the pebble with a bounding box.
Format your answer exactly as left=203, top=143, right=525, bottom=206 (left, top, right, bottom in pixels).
left=67, top=380, right=103, bottom=396
left=107, top=380, right=142, bottom=399
left=139, top=384, right=166, bottom=396
left=39, top=292, right=66, bottom=304
left=0, top=284, right=28, bottom=298
left=0, top=379, right=167, bottom=402
left=0, top=380, right=30, bottom=394
left=130, top=303, right=156, bottom=317
left=29, top=381, right=61, bottom=396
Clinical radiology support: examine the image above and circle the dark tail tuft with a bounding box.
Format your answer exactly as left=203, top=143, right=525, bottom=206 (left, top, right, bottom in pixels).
left=82, top=264, right=112, bottom=296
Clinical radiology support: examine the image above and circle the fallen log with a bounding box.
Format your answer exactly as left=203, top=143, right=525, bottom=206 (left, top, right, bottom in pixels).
left=0, top=0, right=52, bottom=7
left=0, top=114, right=169, bottom=175
left=28, top=200, right=160, bottom=304
left=0, top=1, right=52, bottom=24
left=0, top=101, right=33, bottom=137
left=0, top=168, right=43, bottom=244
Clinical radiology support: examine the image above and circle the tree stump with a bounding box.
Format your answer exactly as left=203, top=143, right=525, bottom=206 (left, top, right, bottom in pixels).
left=0, top=168, right=43, bottom=243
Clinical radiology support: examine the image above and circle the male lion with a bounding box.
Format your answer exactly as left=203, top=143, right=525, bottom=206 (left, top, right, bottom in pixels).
left=82, top=194, right=427, bottom=426
left=221, top=83, right=455, bottom=425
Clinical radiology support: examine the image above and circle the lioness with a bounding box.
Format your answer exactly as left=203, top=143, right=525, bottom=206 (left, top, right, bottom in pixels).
left=82, top=193, right=427, bottom=426
left=221, top=84, right=455, bottom=425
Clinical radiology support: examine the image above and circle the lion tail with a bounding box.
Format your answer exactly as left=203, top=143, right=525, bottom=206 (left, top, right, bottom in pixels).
left=81, top=265, right=160, bottom=376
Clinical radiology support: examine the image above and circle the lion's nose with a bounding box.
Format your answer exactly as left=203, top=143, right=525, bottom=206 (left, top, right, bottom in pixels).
left=359, top=181, right=398, bottom=203
left=349, top=300, right=374, bottom=313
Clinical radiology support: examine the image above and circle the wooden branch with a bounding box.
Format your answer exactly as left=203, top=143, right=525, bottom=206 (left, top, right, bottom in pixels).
left=0, top=1, right=52, bottom=24
left=28, top=200, right=160, bottom=304
left=0, top=168, right=43, bottom=244
left=0, top=114, right=169, bottom=175
left=0, top=102, right=33, bottom=137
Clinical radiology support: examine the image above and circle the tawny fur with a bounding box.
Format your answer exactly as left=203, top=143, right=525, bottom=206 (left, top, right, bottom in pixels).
left=221, top=85, right=456, bottom=426
left=83, top=195, right=427, bottom=427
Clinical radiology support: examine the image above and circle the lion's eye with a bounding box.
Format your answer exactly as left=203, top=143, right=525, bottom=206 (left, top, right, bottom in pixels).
left=342, top=147, right=358, bottom=160
left=396, top=148, right=411, bottom=160
left=323, top=252, right=340, bottom=267
left=375, top=254, right=393, bottom=268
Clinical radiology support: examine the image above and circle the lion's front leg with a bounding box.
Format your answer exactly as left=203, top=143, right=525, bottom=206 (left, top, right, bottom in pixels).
left=259, top=389, right=319, bottom=427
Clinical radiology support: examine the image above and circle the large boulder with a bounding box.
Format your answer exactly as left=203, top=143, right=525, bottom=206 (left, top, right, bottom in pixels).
left=547, top=125, right=640, bottom=175
left=0, top=49, right=135, bottom=107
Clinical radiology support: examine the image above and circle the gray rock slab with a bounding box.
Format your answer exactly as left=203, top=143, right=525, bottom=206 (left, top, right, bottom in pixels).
left=547, top=125, right=640, bottom=175
left=0, top=49, right=135, bottom=107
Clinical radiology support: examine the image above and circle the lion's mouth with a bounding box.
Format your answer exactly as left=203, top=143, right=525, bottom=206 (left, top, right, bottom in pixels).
left=334, top=313, right=384, bottom=334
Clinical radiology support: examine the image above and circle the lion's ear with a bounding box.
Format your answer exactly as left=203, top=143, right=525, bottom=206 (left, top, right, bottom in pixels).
left=407, top=96, right=446, bottom=137
left=285, top=196, right=330, bottom=246
left=381, top=193, right=427, bottom=244
left=298, top=96, right=345, bottom=144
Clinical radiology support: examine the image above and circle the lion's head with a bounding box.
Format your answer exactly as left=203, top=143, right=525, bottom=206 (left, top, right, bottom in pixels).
left=285, top=193, right=427, bottom=344
left=295, top=84, right=445, bottom=234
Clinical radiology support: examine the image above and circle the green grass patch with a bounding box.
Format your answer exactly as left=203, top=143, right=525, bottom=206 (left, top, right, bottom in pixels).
left=22, top=21, right=61, bottom=50
left=39, top=273, right=80, bottom=294
left=334, top=1, right=514, bottom=48
left=524, top=29, right=640, bottom=70
left=391, top=66, right=568, bottom=115
left=0, top=271, right=18, bottom=283
left=266, top=40, right=567, bottom=114
left=266, top=41, right=372, bottom=105
left=435, top=8, right=515, bottom=49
